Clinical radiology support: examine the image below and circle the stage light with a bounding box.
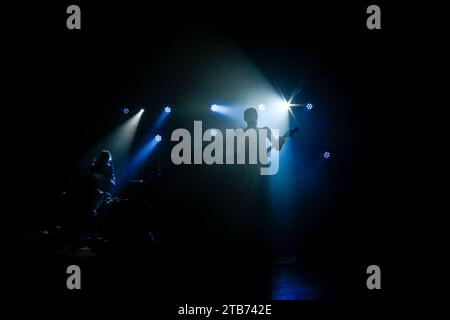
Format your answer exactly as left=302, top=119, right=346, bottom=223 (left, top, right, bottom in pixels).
left=211, top=129, right=217, bottom=137
left=306, top=103, right=313, bottom=110
left=211, top=104, right=219, bottom=112
left=125, top=135, right=159, bottom=182
left=141, top=108, right=145, bottom=112
left=258, top=104, right=266, bottom=111
left=84, top=106, right=145, bottom=187
left=154, top=107, right=170, bottom=128
left=323, top=151, right=331, bottom=159
left=122, top=107, right=129, bottom=114
left=280, top=97, right=294, bottom=110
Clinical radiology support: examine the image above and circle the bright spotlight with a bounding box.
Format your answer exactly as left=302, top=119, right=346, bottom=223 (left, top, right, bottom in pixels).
left=279, top=96, right=300, bottom=110
left=258, top=104, right=266, bottom=111
left=155, top=135, right=162, bottom=142
left=141, top=108, right=145, bottom=112
left=211, top=129, right=217, bottom=137
left=323, top=151, right=331, bottom=159
left=211, top=104, right=219, bottom=112
left=164, top=106, right=171, bottom=113
left=122, top=107, right=129, bottom=114
left=281, top=99, right=293, bottom=110
left=306, top=103, right=313, bottom=110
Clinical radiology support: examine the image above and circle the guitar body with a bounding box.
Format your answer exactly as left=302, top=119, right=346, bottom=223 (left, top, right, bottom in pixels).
left=266, top=126, right=299, bottom=154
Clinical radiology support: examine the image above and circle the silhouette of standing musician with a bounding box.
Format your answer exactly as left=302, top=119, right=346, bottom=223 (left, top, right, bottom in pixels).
left=224, top=108, right=291, bottom=261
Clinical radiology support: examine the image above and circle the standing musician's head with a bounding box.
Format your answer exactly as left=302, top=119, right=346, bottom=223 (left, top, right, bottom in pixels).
left=244, top=107, right=258, bottom=129
left=95, top=150, right=112, bottom=168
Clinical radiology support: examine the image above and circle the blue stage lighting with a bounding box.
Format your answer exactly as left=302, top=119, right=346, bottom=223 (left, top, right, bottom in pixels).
left=122, top=107, right=129, bottom=114
left=306, top=103, right=313, bottom=110
left=258, top=104, right=266, bottom=111
left=211, top=104, right=219, bottom=112
left=155, top=135, right=162, bottom=142
left=323, top=151, right=331, bottom=159
left=164, top=106, right=171, bottom=113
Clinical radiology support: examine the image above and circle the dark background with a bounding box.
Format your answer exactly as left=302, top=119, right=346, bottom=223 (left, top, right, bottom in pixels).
left=7, top=0, right=415, bottom=314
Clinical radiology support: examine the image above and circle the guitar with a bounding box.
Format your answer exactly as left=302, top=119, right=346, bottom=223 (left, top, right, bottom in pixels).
left=266, top=126, right=299, bottom=153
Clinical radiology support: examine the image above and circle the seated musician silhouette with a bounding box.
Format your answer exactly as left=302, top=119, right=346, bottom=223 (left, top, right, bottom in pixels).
left=62, top=150, right=116, bottom=246
left=89, top=149, right=116, bottom=214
